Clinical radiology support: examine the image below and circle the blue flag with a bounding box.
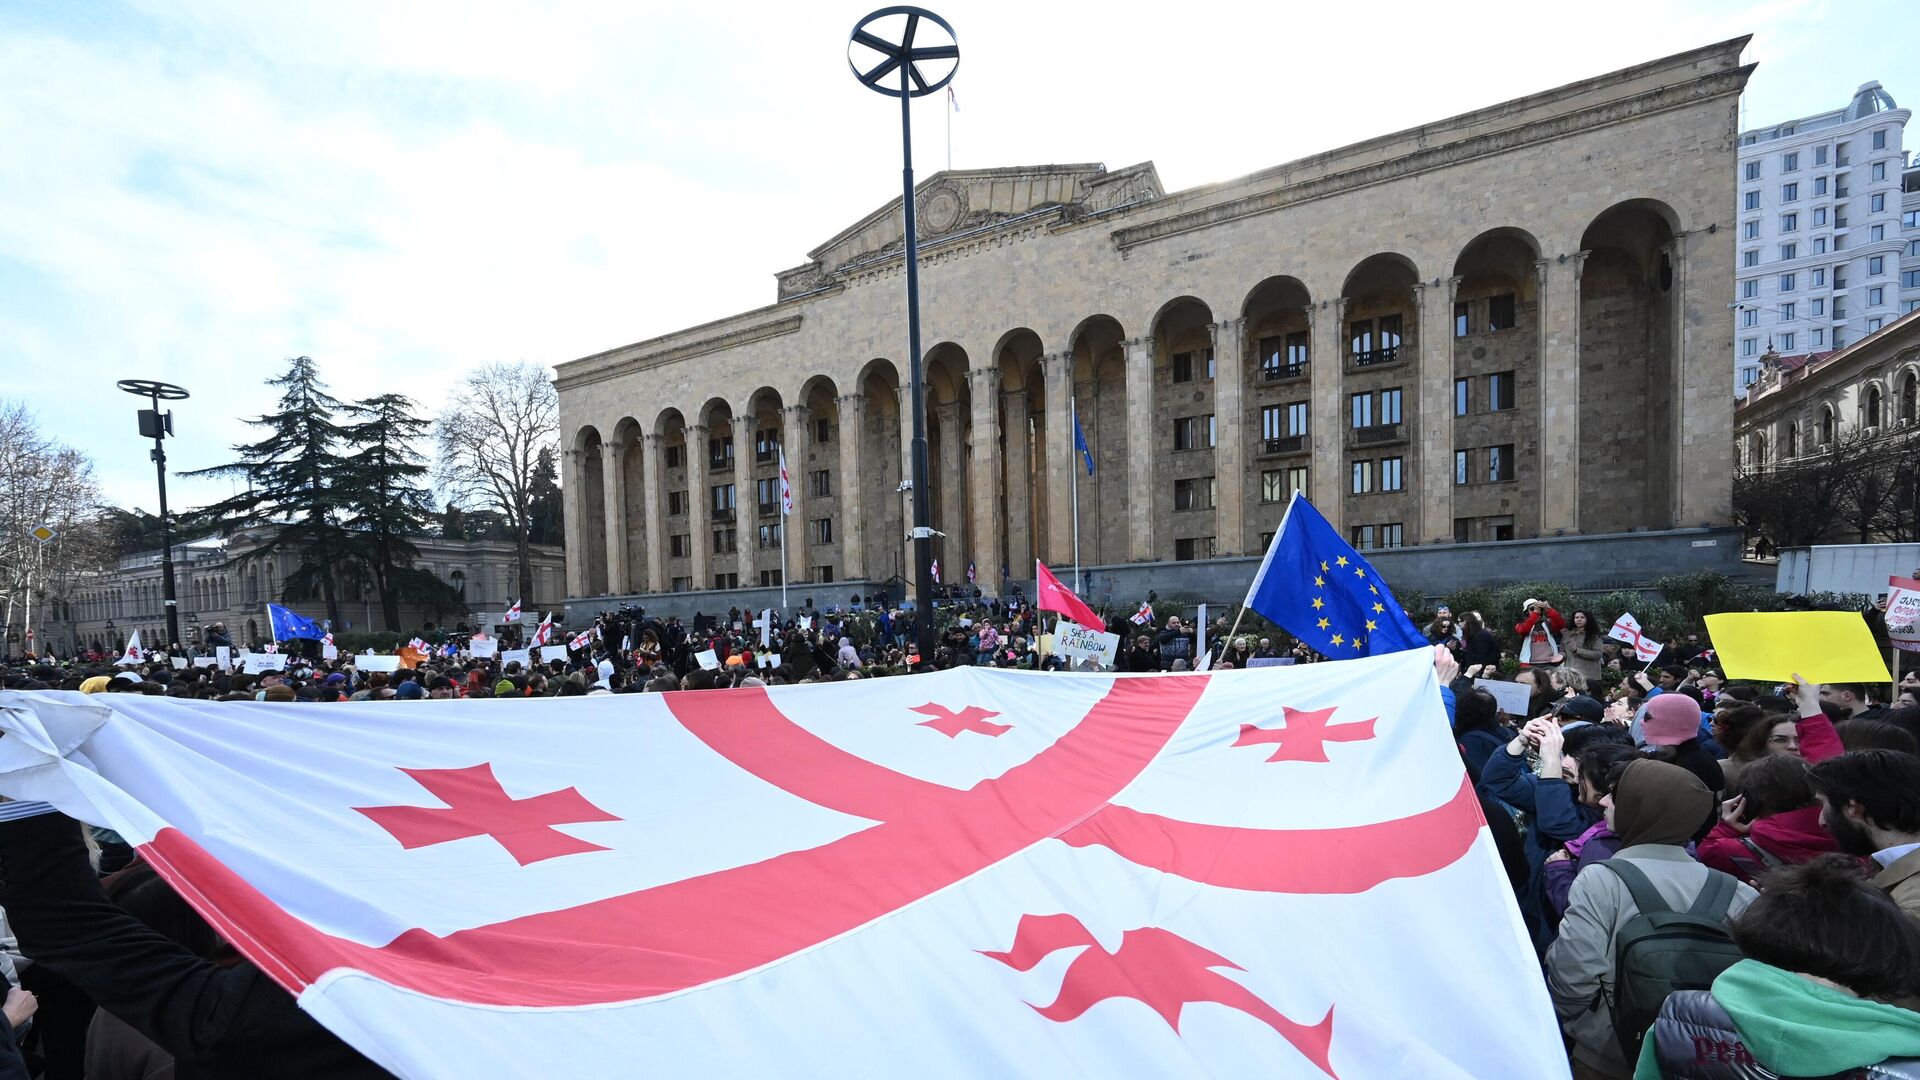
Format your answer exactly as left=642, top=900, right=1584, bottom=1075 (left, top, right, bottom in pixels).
left=1072, top=410, right=1094, bottom=476
left=1242, top=493, right=1424, bottom=657
left=267, top=603, right=325, bottom=642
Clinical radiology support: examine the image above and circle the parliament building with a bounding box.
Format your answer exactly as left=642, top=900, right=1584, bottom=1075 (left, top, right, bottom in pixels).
left=555, top=39, right=1752, bottom=606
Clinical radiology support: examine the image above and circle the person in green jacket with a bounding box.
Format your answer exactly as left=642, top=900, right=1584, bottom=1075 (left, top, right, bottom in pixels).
left=1638, top=854, right=1920, bottom=1078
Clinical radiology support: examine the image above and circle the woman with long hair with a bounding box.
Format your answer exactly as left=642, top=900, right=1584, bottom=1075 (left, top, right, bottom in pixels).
left=1457, top=610, right=1500, bottom=675
left=1561, top=610, right=1604, bottom=687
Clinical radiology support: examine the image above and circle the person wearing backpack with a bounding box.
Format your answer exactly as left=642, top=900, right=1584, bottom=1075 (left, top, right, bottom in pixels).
left=1155, top=616, right=1194, bottom=671
left=1636, top=854, right=1920, bottom=1079
left=1547, top=759, right=1757, bottom=1079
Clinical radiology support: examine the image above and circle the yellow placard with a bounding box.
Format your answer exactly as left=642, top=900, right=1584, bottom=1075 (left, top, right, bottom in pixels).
left=1704, top=611, right=1891, bottom=684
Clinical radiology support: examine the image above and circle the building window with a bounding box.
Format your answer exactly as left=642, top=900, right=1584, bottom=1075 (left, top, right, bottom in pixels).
left=1173, top=477, right=1215, bottom=511
left=1781, top=272, right=1796, bottom=292
left=1813, top=238, right=1828, bottom=255
left=1261, top=467, right=1308, bottom=503
left=1173, top=537, right=1216, bottom=561
left=1454, top=517, right=1472, bottom=543
left=1380, top=388, right=1403, bottom=425
left=1487, top=517, right=1514, bottom=542
left=1779, top=332, right=1795, bottom=351
left=1814, top=145, right=1828, bottom=165
left=1350, top=315, right=1404, bottom=365
left=1261, top=404, right=1283, bottom=446
left=1348, top=524, right=1403, bottom=551
left=1871, top=192, right=1887, bottom=212
left=811, top=517, right=833, bottom=544
left=1872, top=162, right=1887, bottom=182
left=1454, top=301, right=1469, bottom=337
left=1781, top=302, right=1795, bottom=320
left=1905, top=270, right=1920, bottom=289
left=1780, top=212, right=1798, bottom=232
left=1744, top=190, right=1760, bottom=211
left=1351, top=460, right=1374, bottom=494
left=1487, top=293, right=1517, bottom=331
left=1835, top=266, right=1848, bottom=289
left=1454, top=377, right=1470, bottom=416
left=1743, top=220, right=1760, bottom=240
left=1172, top=414, right=1215, bottom=451
left=1814, top=177, right=1828, bottom=197
left=1903, top=374, right=1917, bottom=422
left=758, top=569, right=784, bottom=587
left=755, top=478, right=780, bottom=516
left=1380, top=457, right=1404, bottom=492
left=816, top=565, right=834, bottom=584
left=1286, top=401, right=1309, bottom=437
left=1744, top=161, right=1761, bottom=181
left=1742, top=308, right=1758, bottom=328
left=1822, top=407, right=1836, bottom=445
left=1786, top=423, right=1800, bottom=457
left=1871, top=224, right=1886, bottom=242
left=757, top=523, right=782, bottom=549
left=1869, top=317, right=1884, bottom=333
left=809, top=469, right=830, bottom=497
left=664, top=444, right=682, bottom=468
left=669, top=534, right=691, bottom=558
left=1350, top=392, right=1372, bottom=429
left=1489, top=371, right=1516, bottom=411
left=667, top=490, right=688, bottom=516
left=1782, top=151, right=1798, bottom=172
left=1812, top=268, right=1826, bottom=287
left=1743, top=250, right=1760, bottom=268
left=711, top=483, right=736, bottom=515
left=1743, top=279, right=1758, bottom=299
left=1781, top=182, right=1798, bottom=202
left=712, top=528, right=736, bottom=554
left=1454, top=449, right=1470, bottom=485
left=1488, top=444, right=1515, bottom=483
left=1869, top=285, right=1885, bottom=305
left=1262, top=333, right=1308, bottom=378
left=1350, top=525, right=1376, bottom=550
left=709, top=436, right=734, bottom=470
left=1171, top=350, right=1205, bottom=383
left=1814, top=207, right=1828, bottom=226
left=1812, top=297, right=1825, bottom=316
left=1835, top=295, right=1848, bottom=318
left=1866, top=386, right=1883, bottom=428
left=812, top=418, right=832, bottom=444
left=1779, top=242, right=1798, bottom=261
left=713, top=573, right=738, bottom=590
left=1834, top=329, right=1848, bottom=349
left=1873, top=129, right=1888, bottom=150
left=1811, top=328, right=1825, bottom=346
left=1870, top=255, right=1886, bottom=276
left=754, top=428, right=778, bottom=463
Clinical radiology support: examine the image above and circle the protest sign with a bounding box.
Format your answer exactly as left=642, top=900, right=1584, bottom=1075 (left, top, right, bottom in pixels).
left=469, top=637, right=498, bottom=659
left=500, top=649, right=533, bottom=670
left=322, top=643, right=339, bottom=661
left=1246, top=657, right=1295, bottom=668
left=170, top=657, right=189, bottom=670
left=192, top=656, right=219, bottom=669
left=1707, top=611, right=1892, bottom=684
left=356, top=655, right=402, bottom=673
left=540, top=645, right=570, bottom=663
left=240, top=652, right=289, bottom=675
left=757, top=653, right=783, bottom=669
left=1472, top=678, right=1534, bottom=718
left=1054, top=624, right=1120, bottom=668
left=1885, top=575, right=1920, bottom=654
left=695, top=649, right=720, bottom=670
left=215, top=645, right=232, bottom=670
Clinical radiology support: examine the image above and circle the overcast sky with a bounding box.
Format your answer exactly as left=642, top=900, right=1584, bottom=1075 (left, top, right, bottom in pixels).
left=1, top=0, right=1912, bottom=513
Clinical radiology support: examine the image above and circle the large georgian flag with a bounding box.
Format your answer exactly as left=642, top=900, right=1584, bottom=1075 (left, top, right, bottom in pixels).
left=0, top=650, right=1566, bottom=1079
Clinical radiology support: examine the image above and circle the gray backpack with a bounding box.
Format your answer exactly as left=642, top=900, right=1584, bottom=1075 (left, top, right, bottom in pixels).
left=1597, top=858, right=1746, bottom=1062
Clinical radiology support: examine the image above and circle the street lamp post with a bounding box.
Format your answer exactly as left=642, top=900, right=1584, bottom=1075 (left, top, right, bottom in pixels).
left=117, top=379, right=190, bottom=649
left=848, top=7, right=958, bottom=666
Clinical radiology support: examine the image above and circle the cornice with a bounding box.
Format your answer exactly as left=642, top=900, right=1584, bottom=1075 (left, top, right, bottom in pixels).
left=555, top=315, right=805, bottom=392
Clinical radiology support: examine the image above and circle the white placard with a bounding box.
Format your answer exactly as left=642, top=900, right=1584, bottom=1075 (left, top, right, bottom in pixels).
left=356, top=655, right=402, bottom=673
left=695, top=649, right=720, bottom=670
left=1054, top=624, right=1121, bottom=668
left=798, top=616, right=813, bottom=631
left=1473, top=678, right=1535, bottom=718
left=192, top=656, right=219, bottom=668
left=322, top=643, right=340, bottom=661
left=215, top=645, right=232, bottom=670
left=540, top=645, right=570, bottom=663
left=240, top=652, right=290, bottom=674
left=170, top=657, right=189, bottom=670
left=756, top=653, right=783, bottom=669
left=469, top=637, right=498, bottom=658
left=500, top=649, right=532, bottom=669
left=1247, top=657, right=1295, bottom=668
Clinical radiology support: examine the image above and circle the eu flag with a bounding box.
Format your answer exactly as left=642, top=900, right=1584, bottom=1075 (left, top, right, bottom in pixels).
left=1072, top=410, right=1094, bottom=476
left=1241, top=493, right=1424, bottom=657
left=268, top=603, right=325, bottom=642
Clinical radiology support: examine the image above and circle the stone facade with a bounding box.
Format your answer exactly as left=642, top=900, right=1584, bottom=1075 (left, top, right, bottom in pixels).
left=556, top=39, right=1753, bottom=602
left=49, top=529, right=566, bottom=654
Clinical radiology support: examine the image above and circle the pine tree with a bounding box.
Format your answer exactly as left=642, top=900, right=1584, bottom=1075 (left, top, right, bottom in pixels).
left=526, top=445, right=564, bottom=546
left=182, top=356, right=352, bottom=626
left=338, top=393, right=437, bottom=631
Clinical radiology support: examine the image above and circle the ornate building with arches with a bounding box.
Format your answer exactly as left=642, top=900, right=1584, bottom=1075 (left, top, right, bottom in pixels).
left=557, top=39, right=1752, bottom=604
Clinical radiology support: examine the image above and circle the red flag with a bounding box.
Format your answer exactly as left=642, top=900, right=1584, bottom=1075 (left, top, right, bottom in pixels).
left=1035, top=560, right=1102, bottom=630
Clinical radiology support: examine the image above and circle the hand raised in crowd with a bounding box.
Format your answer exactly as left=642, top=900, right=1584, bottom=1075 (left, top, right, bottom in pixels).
left=1718, top=794, right=1750, bottom=836
left=1789, top=672, right=1822, bottom=718
left=1432, top=644, right=1459, bottom=685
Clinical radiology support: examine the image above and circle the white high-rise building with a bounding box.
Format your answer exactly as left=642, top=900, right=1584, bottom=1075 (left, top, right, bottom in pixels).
left=1734, top=82, right=1912, bottom=395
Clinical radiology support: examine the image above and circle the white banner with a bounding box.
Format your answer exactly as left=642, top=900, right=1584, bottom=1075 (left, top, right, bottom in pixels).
left=356, top=656, right=402, bottom=673
left=540, top=646, right=571, bottom=663
left=215, top=645, right=232, bottom=670
left=500, top=649, right=532, bottom=670
left=0, top=654, right=1565, bottom=1079
left=469, top=638, right=498, bottom=659
left=240, top=652, right=290, bottom=674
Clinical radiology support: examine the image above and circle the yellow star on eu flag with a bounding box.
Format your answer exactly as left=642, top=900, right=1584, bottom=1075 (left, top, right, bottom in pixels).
left=1354, top=567, right=1366, bottom=578
left=1316, top=618, right=1330, bottom=629
left=1373, top=602, right=1385, bottom=613
left=1330, top=633, right=1344, bottom=646
left=1335, top=556, right=1350, bottom=567
left=1313, top=575, right=1325, bottom=587
left=1365, top=619, right=1378, bottom=631
left=1311, top=597, right=1324, bottom=610
left=1351, top=638, right=1364, bottom=651
left=1320, top=560, right=1329, bottom=573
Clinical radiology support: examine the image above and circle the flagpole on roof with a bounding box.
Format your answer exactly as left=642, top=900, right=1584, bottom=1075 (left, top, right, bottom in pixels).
left=1071, top=393, right=1082, bottom=594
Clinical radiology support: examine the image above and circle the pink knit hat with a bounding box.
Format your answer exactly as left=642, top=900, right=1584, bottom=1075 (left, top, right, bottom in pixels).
left=1641, top=694, right=1701, bottom=747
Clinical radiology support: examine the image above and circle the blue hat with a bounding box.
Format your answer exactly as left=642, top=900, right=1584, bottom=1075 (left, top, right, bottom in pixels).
left=394, top=681, right=425, bottom=700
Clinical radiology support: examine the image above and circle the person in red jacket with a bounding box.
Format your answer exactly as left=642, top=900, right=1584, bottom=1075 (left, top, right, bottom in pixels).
left=1698, top=755, right=1846, bottom=883
left=1513, top=598, right=1566, bottom=668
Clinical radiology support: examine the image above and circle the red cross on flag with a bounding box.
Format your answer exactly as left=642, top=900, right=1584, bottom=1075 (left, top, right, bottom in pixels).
left=1607, top=612, right=1664, bottom=663
left=530, top=614, right=553, bottom=647
left=0, top=650, right=1567, bottom=1078
left=504, top=600, right=522, bottom=623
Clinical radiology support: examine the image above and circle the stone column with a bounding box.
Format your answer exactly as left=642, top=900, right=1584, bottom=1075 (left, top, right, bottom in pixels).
left=1210, top=318, right=1247, bottom=555
left=782, top=404, right=809, bottom=587
left=836, top=393, right=867, bottom=581
left=562, top=447, right=589, bottom=597
left=1041, top=351, right=1073, bottom=565
left=1308, top=300, right=1348, bottom=533
left=1535, top=253, right=1588, bottom=535
left=733, top=416, right=757, bottom=590
left=1123, top=336, right=1156, bottom=560
left=1667, top=236, right=1709, bottom=528
left=642, top=434, right=667, bottom=593
left=935, top=400, right=967, bottom=579
left=1413, top=278, right=1459, bottom=546
left=600, top=439, right=629, bottom=595
left=967, top=367, right=1001, bottom=584
left=1003, top=386, right=1033, bottom=576
left=687, top=424, right=711, bottom=589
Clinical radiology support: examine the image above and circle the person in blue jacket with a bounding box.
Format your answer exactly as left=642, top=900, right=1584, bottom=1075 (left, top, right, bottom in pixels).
left=1480, top=714, right=1605, bottom=951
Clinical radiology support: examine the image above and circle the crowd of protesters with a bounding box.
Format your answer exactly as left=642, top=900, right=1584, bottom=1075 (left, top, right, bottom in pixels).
left=3, top=593, right=1920, bottom=1078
